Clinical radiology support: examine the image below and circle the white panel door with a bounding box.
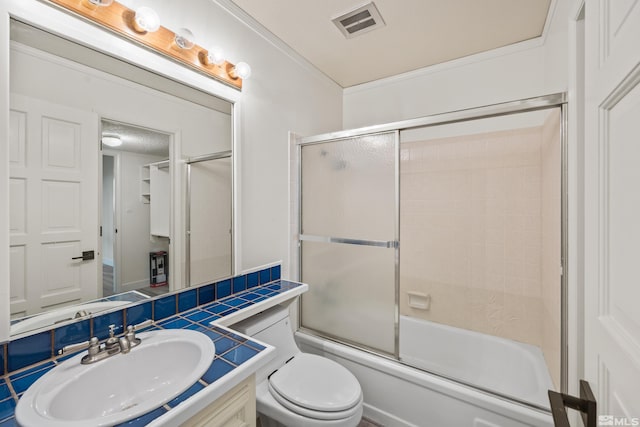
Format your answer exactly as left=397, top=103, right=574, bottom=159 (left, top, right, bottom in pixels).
left=584, top=0, right=640, bottom=421
left=9, top=94, right=99, bottom=317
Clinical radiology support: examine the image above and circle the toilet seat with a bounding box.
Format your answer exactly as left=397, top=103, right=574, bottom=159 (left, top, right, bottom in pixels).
left=267, top=353, right=362, bottom=421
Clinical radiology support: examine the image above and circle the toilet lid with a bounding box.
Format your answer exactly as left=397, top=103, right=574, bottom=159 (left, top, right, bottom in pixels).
left=268, top=353, right=362, bottom=413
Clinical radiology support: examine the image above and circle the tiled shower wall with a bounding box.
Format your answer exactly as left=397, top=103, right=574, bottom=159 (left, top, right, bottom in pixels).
left=541, top=109, right=562, bottom=388
left=400, top=112, right=561, bottom=387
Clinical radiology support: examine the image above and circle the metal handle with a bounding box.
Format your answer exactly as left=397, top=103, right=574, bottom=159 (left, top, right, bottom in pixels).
left=71, top=250, right=95, bottom=261
left=133, top=319, right=154, bottom=330
left=548, top=380, right=597, bottom=427
left=58, top=336, right=99, bottom=356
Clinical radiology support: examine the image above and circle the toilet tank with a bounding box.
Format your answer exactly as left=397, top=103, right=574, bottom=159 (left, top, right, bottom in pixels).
left=231, top=304, right=301, bottom=381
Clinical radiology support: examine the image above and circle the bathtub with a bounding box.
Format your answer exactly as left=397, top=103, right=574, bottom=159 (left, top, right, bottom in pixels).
left=296, top=319, right=554, bottom=427
left=399, top=315, right=554, bottom=409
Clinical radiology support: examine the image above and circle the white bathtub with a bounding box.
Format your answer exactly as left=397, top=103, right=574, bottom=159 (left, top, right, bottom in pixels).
left=399, top=315, right=554, bottom=409
left=297, top=323, right=554, bottom=427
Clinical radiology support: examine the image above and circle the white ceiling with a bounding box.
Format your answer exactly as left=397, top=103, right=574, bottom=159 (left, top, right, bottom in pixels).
left=230, top=0, right=553, bottom=88
left=102, top=120, right=170, bottom=157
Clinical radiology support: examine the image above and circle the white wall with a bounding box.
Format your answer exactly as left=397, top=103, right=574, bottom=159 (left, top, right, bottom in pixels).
left=0, top=0, right=343, bottom=338
left=102, top=155, right=115, bottom=265
left=115, top=0, right=344, bottom=276
left=342, top=0, right=570, bottom=128
left=116, top=151, right=169, bottom=291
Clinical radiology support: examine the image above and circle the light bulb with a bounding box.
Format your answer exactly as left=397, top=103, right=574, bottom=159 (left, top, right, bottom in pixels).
left=206, top=47, right=225, bottom=66
left=232, top=62, right=251, bottom=80
left=134, top=7, right=160, bottom=33
left=102, top=135, right=122, bottom=147
left=174, top=28, right=196, bottom=50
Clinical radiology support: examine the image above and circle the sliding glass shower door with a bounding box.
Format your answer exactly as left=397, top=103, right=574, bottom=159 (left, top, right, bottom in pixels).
left=296, top=94, right=566, bottom=410
left=299, top=132, right=398, bottom=355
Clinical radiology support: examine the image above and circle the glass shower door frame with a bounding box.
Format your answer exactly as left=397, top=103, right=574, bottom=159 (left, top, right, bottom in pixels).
left=297, top=130, right=401, bottom=358
left=296, top=93, right=568, bottom=397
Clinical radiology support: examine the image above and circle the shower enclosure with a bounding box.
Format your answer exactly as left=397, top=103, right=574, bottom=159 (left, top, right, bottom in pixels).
left=295, top=94, right=566, bottom=411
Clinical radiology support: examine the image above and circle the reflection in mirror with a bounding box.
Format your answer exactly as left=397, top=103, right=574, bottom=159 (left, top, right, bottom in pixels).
left=8, top=20, right=234, bottom=336
left=101, top=120, right=170, bottom=298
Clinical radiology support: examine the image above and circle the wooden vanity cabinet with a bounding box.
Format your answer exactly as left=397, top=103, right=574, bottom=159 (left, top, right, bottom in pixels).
left=182, top=375, right=256, bottom=427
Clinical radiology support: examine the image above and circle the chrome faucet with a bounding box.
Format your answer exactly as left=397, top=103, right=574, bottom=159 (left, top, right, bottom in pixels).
left=58, top=319, right=154, bottom=364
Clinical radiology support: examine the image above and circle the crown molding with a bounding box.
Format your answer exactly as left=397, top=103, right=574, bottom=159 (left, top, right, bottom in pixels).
left=212, top=0, right=341, bottom=89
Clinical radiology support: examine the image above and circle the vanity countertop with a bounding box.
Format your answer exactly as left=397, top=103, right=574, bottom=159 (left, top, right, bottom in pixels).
left=0, top=280, right=308, bottom=427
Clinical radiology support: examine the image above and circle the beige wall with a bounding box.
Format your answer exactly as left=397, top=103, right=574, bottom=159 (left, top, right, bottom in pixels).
left=400, top=110, right=561, bottom=387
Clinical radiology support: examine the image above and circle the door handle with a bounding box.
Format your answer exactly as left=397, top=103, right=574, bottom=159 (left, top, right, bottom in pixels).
left=548, top=380, right=596, bottom=427
left=72, top=250, right=95, bottom=261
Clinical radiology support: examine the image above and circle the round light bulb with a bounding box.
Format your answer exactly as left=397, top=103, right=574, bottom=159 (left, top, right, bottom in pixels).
left=134, top=7, right=160, bottom=33
left=174, top=28, right=196, bottom=50
left=206, top=47, right=225, bottom=66
left=233, top=62, right=252, bottom=80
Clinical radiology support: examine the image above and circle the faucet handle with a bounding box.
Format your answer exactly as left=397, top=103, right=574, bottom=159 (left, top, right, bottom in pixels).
left=58, top=336, right=100, bottom=356
left=108, top=324, right=116, bottom=337
left=125, top=319, right=154, bottom=348
left=133, top=319, right=153, bottom=331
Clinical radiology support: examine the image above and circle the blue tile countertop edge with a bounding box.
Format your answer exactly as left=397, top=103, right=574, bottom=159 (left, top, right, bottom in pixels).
left=0, top=272, right=303, bottom=426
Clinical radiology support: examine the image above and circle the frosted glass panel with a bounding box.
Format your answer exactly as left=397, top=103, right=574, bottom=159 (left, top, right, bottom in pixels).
left=301, top=133, right=395, bottom=241
left=189, top=157, right=232, bottom=285
left=398, top=107, right=562, bottom=406
left=301, top=241, right=395, bottom=354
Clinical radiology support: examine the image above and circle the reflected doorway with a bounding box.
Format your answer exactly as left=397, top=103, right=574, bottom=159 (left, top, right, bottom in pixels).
left=100, top=119, right=170, bottom=298
left=102, top=154, right=116, bottom=295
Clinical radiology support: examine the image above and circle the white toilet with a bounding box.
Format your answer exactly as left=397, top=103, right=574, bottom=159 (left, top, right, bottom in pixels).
left=232, top=304, right=363, bottom=427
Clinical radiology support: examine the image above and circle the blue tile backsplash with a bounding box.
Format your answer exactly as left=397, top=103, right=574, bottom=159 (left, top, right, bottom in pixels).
left=7, top=331, right=51, bottom=373
left=53, top=320, right=91, bottom=354
left=232, top=275, right=246, bottom=294
left=0, top=263, right=290, bottom=426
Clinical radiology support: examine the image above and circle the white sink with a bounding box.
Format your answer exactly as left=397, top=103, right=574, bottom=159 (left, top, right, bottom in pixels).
left=16, top=329, right=215, bottom=427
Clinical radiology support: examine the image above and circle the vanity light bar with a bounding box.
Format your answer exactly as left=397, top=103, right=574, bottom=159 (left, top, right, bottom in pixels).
left=45, top=0, right=247, bottom=90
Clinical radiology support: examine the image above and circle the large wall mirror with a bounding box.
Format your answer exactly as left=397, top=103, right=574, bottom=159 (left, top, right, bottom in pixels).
left=5, top=17, right=236, bottom=337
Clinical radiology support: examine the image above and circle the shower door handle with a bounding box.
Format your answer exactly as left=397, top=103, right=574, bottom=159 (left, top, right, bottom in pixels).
left=299, top=234, right=398, bottom=249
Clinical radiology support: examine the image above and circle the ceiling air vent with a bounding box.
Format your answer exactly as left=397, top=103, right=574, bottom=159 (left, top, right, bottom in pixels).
left=332, top=2, right=386, bottom=39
